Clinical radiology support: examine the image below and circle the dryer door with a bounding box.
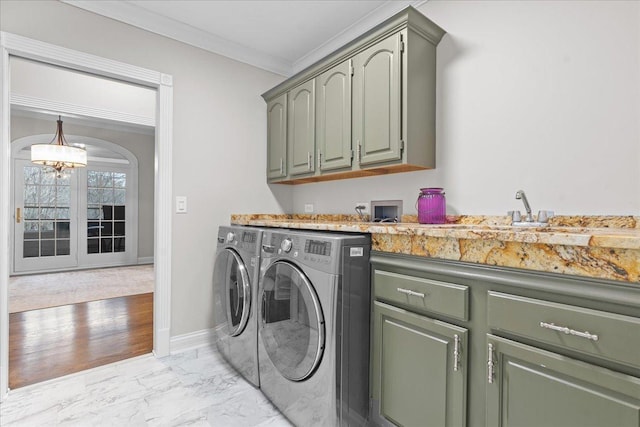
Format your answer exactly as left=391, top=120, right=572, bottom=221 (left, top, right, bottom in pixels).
left=213, top=248, right=251, bottom=337
left=260, top=260, right=325, bottom=381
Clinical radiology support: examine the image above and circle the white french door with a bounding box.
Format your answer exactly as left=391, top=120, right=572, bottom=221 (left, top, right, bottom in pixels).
left=79, top=166, right=134, bottom=267
left=12, top=160, right=136, bottom=274
left=13, top=160, right=79, bottom=272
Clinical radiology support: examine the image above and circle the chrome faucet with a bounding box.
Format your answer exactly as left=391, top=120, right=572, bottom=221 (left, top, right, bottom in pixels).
left=515, top=190, right=533, bottom=222
left=509, top=190, right=554, bottom=226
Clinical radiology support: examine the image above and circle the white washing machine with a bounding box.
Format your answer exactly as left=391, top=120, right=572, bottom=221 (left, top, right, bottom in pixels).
left=213, top=225, right=262, bottom=387
left=258, top=229, right=371, bottom=426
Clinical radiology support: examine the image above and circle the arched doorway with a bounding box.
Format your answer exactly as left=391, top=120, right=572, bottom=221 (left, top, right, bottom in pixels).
left=11, top=134, right=143, bottom=274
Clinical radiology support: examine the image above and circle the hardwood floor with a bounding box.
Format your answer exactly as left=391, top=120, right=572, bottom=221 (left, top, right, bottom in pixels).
left=9, top=293, right=153, bottom=389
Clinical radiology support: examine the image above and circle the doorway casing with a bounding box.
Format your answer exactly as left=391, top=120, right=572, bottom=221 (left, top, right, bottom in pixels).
left=0, top=31, right=174, bottom=399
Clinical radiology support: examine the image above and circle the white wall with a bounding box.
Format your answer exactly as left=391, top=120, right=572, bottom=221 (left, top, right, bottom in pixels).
left=292, top=0, right=640, bottom=217
left=11, top=57, right=156, bottom=122
left=0, top=0, right=290, bottom=336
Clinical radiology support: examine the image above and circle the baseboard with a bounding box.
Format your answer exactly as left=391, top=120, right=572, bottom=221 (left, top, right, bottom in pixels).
left=154, top=327, right=171, bottom=357
left=169, top=327, right=219, bottom=354
left=137, top=256, right=154, bottom=265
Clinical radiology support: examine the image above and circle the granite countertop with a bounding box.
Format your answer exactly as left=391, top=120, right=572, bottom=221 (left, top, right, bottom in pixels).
left=231, top=214, right=640, bottom=284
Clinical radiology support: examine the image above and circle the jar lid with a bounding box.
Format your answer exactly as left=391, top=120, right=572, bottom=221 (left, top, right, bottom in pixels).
left=420, top=187, right=444, bottom=193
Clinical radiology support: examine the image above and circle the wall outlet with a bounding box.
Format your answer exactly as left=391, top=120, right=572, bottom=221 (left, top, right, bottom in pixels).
left=355, top=202, right=369, bottom=214
left=176, top=196, right=187, bottom=213
left=304, top=203, right=314, bottom=213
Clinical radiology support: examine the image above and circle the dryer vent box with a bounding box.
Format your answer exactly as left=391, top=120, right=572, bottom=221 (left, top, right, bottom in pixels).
left=371, top=200, right=403, bottom=223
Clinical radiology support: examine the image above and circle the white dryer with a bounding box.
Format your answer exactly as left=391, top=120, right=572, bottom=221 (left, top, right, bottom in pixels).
left=213, top=225, right=262, bottom=387
left=258, top=229, right=371, bottom=426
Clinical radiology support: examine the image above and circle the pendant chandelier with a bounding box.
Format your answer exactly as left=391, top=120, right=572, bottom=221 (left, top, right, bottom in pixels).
left=30, top=115, right=87, bottom=176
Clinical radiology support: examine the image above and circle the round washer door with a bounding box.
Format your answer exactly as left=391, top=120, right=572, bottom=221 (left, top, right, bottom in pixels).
left=260, top=260, right=325, bottom=381
left=213, top=248, right=251, bottom=337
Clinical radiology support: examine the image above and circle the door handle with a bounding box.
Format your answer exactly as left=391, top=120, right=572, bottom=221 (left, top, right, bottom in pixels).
left=262, top=244, right=275, bottom=253
left=16, top=207, right=21, bottom=223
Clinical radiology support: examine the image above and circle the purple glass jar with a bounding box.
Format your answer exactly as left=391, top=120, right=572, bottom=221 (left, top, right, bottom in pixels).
left=417, top=188, right=446, bottom=224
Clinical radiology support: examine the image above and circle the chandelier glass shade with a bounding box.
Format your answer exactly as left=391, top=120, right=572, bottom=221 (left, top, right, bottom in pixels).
left=31, top=116, right=87, bottom=173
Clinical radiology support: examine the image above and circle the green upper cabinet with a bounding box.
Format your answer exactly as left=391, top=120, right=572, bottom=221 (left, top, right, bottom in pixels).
left=316, top=60, right=353, bottom=172
left=287, top=79, right=315, bottom=176
left=266, top=93, right=287, bottom=180
left=261, top=6, right=445, bottom=184
left=352, top=32, right=402, bottom=167
left=486, top=334, right=640, bottom=427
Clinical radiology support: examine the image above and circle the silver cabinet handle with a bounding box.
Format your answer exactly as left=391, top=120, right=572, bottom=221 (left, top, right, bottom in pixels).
left=539, top=322, right=599, bottom=342
left=396, top=287, right=425, bottom=298
left=487, top=343, right=495, bottom=384
left=307, top=152, right=312, bottom=170
left=280, top=158, right=284, bottom=175
left=453, top=334, right=460, bottom=372
left=317, top=149, right=322, bottom=169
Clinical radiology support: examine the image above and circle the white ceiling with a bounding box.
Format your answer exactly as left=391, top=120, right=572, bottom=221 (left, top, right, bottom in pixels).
left=63, top=0, right=426, bottom=76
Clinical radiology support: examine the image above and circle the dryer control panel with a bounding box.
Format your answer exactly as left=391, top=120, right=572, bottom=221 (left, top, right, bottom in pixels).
left=218, top=228, right=261, bottom=252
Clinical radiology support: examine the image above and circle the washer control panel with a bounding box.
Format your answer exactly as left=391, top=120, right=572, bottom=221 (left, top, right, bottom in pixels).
left=261, top=230, right=369, bottom=275
left=265, top=233, right=332, bottom=267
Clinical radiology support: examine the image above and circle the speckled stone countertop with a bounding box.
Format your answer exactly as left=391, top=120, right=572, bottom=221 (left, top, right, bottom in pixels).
left=231, top=214, right=640, bottom=284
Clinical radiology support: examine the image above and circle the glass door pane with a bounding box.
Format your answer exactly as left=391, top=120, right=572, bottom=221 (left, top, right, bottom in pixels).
left=260, top=261, right=325, bottom=381
left=213, top=249, right=251, bottom=336
left=87, top=170, right=126, bottom=254
left=14, top=161, right=78, bottom=272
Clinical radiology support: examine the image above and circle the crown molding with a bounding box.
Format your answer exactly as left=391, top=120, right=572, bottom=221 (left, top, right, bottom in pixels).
left=292, top=0, right=427, bottom=74
left=62, top=0, right=293, bottom=76
left=63, top=0, right=428, bottom=77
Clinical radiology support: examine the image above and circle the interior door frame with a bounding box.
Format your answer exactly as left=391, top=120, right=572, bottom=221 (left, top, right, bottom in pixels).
left=0, top=31, right=174, bottom=399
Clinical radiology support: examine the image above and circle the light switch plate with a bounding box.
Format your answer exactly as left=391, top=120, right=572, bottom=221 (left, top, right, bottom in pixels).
left=176, top=196, right=187, bottom=213
left=304, top=203, right=314, bottom=213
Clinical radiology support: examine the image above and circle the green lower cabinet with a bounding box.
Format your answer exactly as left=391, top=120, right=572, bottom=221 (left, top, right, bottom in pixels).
left=372, top=301, right=467, bottom=427
left=486, top=334, right=640, bottom=427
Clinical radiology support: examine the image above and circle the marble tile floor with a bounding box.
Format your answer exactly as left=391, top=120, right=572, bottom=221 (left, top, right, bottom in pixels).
left=0, top=346, right=293, bottom=427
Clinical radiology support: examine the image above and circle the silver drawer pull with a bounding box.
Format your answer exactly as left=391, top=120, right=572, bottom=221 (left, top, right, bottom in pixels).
left=539, top=321, right=599, bottom=342
left=396, top=287, right=425, bottom=298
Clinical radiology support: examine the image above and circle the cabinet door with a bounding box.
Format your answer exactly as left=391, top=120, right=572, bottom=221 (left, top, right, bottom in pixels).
left=316, top=60, right=352, bottom=171
left=287, top=80, right=315, bottom=176
left=352, top=32, right=402, bottom=167
left=486, top=334, right=640, bottom=427
left=373, top=301, right=467, bottom=427
left=266, top=93, right=287, bottom=180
